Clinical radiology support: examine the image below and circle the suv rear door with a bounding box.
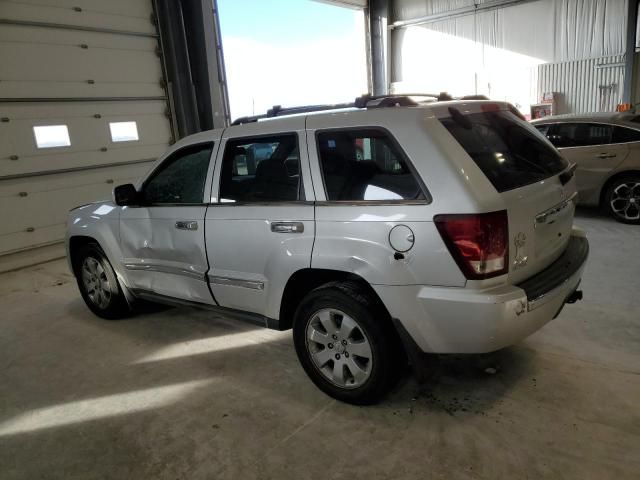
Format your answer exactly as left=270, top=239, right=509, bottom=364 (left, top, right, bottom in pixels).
left=439, top=104, right=576, bottom=284
left=205, top=118, right=315, bottom=319
left=543, top=122, right=628, bottom=200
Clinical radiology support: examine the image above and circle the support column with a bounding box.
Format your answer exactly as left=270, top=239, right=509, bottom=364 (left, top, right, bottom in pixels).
left=623, top=0, right=639, bottom=104
left=154, top=0, right=230, bottom=138
left=368, top=0, right=388, bottom=95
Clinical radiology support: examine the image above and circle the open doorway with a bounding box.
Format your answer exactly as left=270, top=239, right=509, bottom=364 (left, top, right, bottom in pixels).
left=218, top=0, right=368, bottom=120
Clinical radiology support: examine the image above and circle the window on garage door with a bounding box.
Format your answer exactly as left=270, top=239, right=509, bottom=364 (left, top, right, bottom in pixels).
left=33, top=125, right=71, bottom=149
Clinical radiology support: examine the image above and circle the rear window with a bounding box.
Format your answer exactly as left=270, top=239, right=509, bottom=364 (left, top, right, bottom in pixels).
left=612, top=126, right=640, bottom=143
left=441, top=109, right=569, bottom=192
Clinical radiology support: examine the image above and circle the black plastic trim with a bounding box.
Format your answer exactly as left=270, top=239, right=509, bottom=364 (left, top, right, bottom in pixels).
left=130, top=289, right=282, bottom=330
left=517, top=235, right=589, bottom=302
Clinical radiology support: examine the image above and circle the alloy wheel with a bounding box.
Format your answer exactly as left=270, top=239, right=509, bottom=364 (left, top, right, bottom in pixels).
left=305, top=308, right=373, bottom=389
left=610, top=182, right=640, bottom=221
left=81, top=256, right=112, bottom=309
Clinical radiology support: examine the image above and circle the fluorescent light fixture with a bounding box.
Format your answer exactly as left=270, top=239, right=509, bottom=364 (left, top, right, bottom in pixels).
left=109, top=121, right=139, bottom=142
left=33, top=125, right=71, bottom=148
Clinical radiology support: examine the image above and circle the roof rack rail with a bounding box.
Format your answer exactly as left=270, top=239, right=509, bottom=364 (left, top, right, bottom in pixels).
left=230, top=91, right=484, bottom=125
left=231, top=101, right=356, bottom=126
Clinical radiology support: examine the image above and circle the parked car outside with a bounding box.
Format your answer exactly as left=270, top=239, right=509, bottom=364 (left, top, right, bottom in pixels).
left=532, top=112, right=640, bottom=224
left=66, top=96, right=588, bottom=404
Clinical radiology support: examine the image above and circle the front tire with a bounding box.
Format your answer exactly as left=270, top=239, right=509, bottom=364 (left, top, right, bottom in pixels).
left=74, top=243, right=130, bottom=320
left=293, top=282, right=405, bottom=405
left=605, top=174, right=640, bottom=224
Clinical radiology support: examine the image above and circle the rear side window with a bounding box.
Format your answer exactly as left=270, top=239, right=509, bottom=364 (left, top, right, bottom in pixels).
left=316, top=129, right=425, bottom=201
left=612, top=126, right=640, bottom=143
left=440, top=109, right=568, bottom=193
left=548, top=123, right=612, bottom=148
left=219, top=134, right=300, bottom=203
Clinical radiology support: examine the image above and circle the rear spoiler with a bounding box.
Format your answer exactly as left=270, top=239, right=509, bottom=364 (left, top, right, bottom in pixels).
left=425, top=100, right=524, bottom=120
left=559, top=163, right=578, bottom=186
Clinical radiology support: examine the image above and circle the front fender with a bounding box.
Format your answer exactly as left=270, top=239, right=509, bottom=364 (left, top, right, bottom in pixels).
left=66, top=202, right=126, bottom=283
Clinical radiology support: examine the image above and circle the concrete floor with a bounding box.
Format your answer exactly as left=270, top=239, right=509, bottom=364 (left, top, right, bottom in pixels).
left=1, top=208, right=638, bottom=480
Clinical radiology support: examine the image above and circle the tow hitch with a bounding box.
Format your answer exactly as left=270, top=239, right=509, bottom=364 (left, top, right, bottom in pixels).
left=566, top=289, right=583, bottom=304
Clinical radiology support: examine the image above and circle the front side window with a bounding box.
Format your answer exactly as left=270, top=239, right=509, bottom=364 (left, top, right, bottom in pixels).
left=143, top=143, right=213, bottom=204
left=316, top=129, right=425, bottom=201
left=219, top=134, right=300, bottom=202
left=548, top=123, right=613, bottom=148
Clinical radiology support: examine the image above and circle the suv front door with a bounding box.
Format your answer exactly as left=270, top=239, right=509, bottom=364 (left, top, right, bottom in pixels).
left=119, top=141, right=217, bottom=304
left=205, top=120, right=315, bottom=321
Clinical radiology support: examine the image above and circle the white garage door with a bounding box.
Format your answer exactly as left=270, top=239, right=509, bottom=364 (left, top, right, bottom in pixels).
left=0, top=0, right=172, bottom=262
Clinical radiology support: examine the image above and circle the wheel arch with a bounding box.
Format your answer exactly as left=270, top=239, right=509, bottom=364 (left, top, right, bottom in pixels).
left=278, top=268, right=391, bottom=331
left=68, top=235, right=100, bottom=275
left=599, top=169, right=640, bottom=207
left=68, top=234, right=136, bottom=307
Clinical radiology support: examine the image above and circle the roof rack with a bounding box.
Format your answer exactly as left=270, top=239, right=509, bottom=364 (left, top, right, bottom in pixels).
left=230, top=92, right=487, bottom=125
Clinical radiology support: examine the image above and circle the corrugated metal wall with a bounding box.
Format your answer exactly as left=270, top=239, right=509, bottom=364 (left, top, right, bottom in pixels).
left=537, top=54, right=625, bottom=114
left=391, top=0, right=627, bottom=63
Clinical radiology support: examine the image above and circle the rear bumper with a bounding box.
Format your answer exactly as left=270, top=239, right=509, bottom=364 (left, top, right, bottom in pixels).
left=375, top=231, right=589, bottom=354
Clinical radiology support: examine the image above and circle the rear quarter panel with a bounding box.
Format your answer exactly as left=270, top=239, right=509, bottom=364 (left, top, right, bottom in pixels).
left=305, top=108, right=503, bottom=288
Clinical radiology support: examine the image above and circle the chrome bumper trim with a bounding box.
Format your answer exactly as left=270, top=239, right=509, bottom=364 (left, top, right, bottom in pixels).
left=527, top=263, right=584, bottom=312
left=536, top=191, right=578, bottom=225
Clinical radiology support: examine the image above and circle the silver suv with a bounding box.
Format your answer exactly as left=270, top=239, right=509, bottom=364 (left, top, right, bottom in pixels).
left=66, top=95, right=588, bottom=404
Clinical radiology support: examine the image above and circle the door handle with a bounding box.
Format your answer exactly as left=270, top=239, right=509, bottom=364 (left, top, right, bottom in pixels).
left=597, top=153, right=617, bottom=159
left=270, top=221, right=304, bottom=233
left=175, top=220, right=198, bottom=231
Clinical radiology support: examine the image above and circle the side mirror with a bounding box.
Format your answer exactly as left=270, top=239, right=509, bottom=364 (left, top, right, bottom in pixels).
left=113, top=183, right=139, bottom=206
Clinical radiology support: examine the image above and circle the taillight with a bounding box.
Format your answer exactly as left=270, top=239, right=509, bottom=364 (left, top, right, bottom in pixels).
left=434, top=211, right=509, bottom=280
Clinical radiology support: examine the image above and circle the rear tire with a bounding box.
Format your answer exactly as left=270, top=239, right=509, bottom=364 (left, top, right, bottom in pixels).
left=74, top=243, right=130, bottom=320
left=605, top=174, right=640, bottom=224
left=292, top=281, right=405, bottom=405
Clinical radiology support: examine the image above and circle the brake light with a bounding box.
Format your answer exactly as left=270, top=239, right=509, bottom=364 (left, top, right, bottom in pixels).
left=434, top=211, right=509, bottom=280
left=481, top=103, right=501, bottom=113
